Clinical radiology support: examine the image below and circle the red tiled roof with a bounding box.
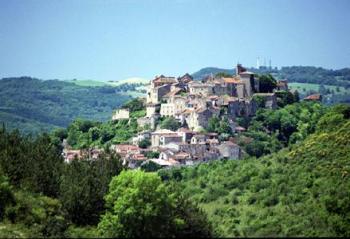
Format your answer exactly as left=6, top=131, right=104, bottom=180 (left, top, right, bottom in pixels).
left=235, top=126, right=246, bottom=131
left=223, top=77, right=242, bottom=84
left=304, top=94, right=321, bottom=101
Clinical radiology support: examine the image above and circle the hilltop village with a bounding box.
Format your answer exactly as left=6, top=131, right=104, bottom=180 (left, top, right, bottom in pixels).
left=63, top=64, right=293, bottom=168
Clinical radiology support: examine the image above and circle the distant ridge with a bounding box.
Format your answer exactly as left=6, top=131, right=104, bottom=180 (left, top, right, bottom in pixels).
left=109, top=77, right=150, bottom=86
left=191, top=67, right=235, bottom=80
left=191, top=66, right=350, bottom=88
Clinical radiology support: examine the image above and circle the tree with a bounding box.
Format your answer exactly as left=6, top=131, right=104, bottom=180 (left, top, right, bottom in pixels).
left=0, top=171, right=15, bottom=220
left=293, top=90, right=300, bottom=102
left=215, top=72, right=232, bottom=78
left=160, top=117, right=181, bottom=131
left=218, top=117, right=232, bottom=135
left=121, top=98, right=145, bottom=112
left=98, top=171, right=213, bottom=238
left=207, top=116, right=220, bottom=133
left=59, top=152, right=123, bottom=225
left=138, top=138, right=151, bottom=149
left=98, top=170, right=180, bottom=237
left=258, top=74, right=277, bottom=93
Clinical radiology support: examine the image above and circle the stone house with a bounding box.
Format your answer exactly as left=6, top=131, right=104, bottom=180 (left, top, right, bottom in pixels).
left=304, top=93, right=322, bottom=101
left=216, top=141, right=241, bottom=159
left=276, top=80, right=288, bottom=91
left=151, top=129, right=180, bottom=147
left=188, top=82, right=214, bottom=96
left=253, top=93, right=277, bottom=109
left=177, top=127, right=195, bottom=143
left=186, top=107, right=220, bottom=131
left=63, top=149, right=82, bottom=163
left=112, top=109, right=130, bottom=120
left=191, top=134, right=207, bottom=144
left=111, top=144, right=140, bottom=158
left=160, top=103, right=175, bottom=117
left=125, top=153, right=147, bottom=169
left=132, top=131, right=151, bottom=146
left=151, top=75, right=177, bottom=88
left=147, top=83, right=172, bottom=104
left=146, top=103, right=160, bottom=117
left=159, top=134, right=183, bottom=146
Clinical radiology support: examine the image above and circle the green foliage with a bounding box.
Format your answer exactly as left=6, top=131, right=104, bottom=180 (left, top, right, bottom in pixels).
left=215, top=72, right=232, bottom=78
left=0, top=172, right=15, bottom=221
left=253, top=95, right=266, bottom=108
left=140, top=160, right=163, bottom=172
left=66, top=118, right=140, bottom=149
left=160, top=116, right=181, bottom=131
left=160, top=106, right=350, bottom=237
left=208, top=116, right=232, bottom=135
left=0, top=129, right=64, bottom=197
left=275, top=91, right=298, bottom=107
left=121, top=97, right=145, bottom=113
left=144, top=151, right=160, bottom=159
left=59, top=153, right=124, bottom=225
left=258, top=74, right=277, bottom=93
left=64, top=225, right=99, bottom=238
left=98, top=170, right=213, bottom=238
left=0, top=77, right=131, bottom=134
left=4, top=191, right=68, bottom=237
left=138, top=138, right=151, bottom=149
left=239, top=102, right=326, bottom=157
left=130, top=109, right=146, bottom=118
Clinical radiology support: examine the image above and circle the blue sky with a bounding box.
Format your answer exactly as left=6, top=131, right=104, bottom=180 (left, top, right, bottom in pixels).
left=0, top=0, right=349, bottom=81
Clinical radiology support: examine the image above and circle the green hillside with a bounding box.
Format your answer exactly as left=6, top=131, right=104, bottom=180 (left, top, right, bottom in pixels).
left=0, top=77, right=133, bottom=134
left=160, top=104, right=350, bottom=237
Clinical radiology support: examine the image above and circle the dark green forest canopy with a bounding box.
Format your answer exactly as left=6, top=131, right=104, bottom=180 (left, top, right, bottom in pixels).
left=0, top=77, right=132, bottom=134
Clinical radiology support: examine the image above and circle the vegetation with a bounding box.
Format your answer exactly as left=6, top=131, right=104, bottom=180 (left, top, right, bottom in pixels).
left=257, top=74, right=277, bottom=93
left=0, top=77, right=132, bottom=134
left=65, top=118, right=141, bottom=149
left=1, top=74, right=350, bottom=237
left=98, top=170, right=213, bottom=238
left=159, top=104, right=350, bottom=237
left=0, top=127, right=125, bottom=236
left=160, top=116, right=181, bottom=131
left=238, top=102, right=326, bottom=157
left=59, top=153, right=124, bottom=225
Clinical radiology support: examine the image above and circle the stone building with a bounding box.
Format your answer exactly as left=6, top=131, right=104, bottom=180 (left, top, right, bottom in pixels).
left=253, top=93, right=277, bottom=109
left=216, top=141, right=241, bottom=159
left=151, top=129, right=179, bottom=147
left=186, top=107, right=220, bottom=131
left=112, top=109, right=130, bottom=120
left=276, top=80, right=288, bottom=91
left=188, top=82, right=213, bottom=96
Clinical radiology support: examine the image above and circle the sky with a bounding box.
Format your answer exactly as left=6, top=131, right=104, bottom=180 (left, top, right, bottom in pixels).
left=0, top=0, right=349, bottom=81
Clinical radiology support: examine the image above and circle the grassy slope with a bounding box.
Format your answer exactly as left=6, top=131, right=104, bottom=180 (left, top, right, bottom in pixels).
left=64, top=77, right=150, bottom=87
left=162, top=111, right=350, bottom=237
left=288, top=82, right=350, bottom=95
left=64, top=79, right=110, bottom=87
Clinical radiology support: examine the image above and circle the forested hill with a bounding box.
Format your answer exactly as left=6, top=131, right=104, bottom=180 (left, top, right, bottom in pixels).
left=0, top=77, right=134, bottom=134
left=192, top=66, right=350, bottom=87
left=160, top=104, right=350, bottom=237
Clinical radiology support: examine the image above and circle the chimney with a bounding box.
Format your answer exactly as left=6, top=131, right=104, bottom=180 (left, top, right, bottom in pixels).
left=236, top=64, right=247, bottom=75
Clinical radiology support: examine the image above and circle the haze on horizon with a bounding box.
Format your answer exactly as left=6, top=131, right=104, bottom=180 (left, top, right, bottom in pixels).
left=0, top=0, right=349, bottom=81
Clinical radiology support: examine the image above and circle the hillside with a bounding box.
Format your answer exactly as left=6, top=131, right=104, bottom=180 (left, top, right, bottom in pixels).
left=159, top=104, right=350, bottom=237
left=0, top=77, right=133, bottom=134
